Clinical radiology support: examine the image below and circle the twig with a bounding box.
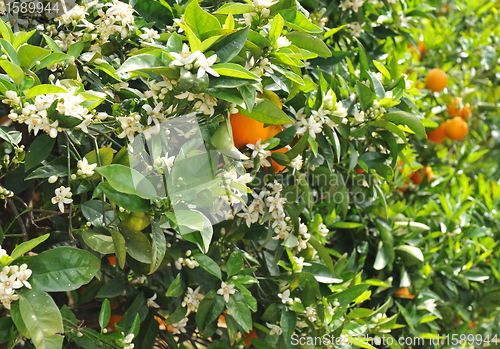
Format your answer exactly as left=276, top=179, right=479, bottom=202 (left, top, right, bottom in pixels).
left=88, top=126, right=123, bottom=148
left=6, top=198, right=28, bottom=242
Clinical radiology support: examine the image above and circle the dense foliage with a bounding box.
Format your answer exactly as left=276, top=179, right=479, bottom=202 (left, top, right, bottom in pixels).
left=0, top=0, right=499, bottom=348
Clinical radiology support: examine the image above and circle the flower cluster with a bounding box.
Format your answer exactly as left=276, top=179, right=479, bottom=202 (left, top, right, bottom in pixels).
left=0, top=249, right=32, bottom=310
left=4, top=89, right=109, bottom=139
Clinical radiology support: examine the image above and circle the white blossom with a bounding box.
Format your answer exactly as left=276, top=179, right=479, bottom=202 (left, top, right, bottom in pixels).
left=194, top=53, right=219, bottom=78
left=139, top=28, right=160, bottom=42
left=217, top=282, right=236, bottom=303
left=267, top=323, right=283, bottom=336
left=51, top=186, right=73, bottom=213
left=77, top=158, right=97, bottom=178
left=170, top=43, right=199, bottom=68
left=278, top=289, right=293, bottom=305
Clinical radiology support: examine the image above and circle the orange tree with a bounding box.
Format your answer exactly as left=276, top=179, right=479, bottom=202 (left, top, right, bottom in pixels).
left=0, top=0, right=499, bottom=348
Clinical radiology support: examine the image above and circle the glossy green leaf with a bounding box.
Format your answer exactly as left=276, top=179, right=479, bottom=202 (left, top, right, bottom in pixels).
left=110, top=229, right=126, bottom=269
left=286, top=31, right=331, bottom=57
left=18, top=288, right=63, bottom=349
left=28, top=247, right=101, bottom=292
left=226, top=292, right=252, bottom=332
left=196, top=290, right=225, bottom=333
left=0, top=59, right=24, bottom=86
left=212, top=26, right=250, bottom=64
left=149, top=220, right=166, bottom=274
left=99, top=182, right=151, bottom=213
left=194, top=254, right=222, bottom=280
left=99, top=299, right=111, bottom=332
left=82, top=230, right=115, bottom=254
left=212, top=63, right=259, bottom=80
left=184, top=0, right=221, bottom=37
left=96, top=164, right=158, bottom=199
left=25, top=84, right=67, bottom=99
left=237, top=99, right=293, bottom=124
left=166, top=273, right=185, bottom=297
left=10, top=234, right=50, bottom=261
left=25, top=134, right=56, bottom=171
left=383, top=111, right=426, bottom=138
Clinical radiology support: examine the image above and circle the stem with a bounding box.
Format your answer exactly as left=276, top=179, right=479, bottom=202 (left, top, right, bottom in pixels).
left=88, top=126, right=123, bottom=148
left=64, top=132, right=75, bottom=241
left=6, top=199, right=28, bottom=241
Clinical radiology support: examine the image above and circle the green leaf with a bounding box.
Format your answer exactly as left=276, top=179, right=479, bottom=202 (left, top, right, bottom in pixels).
left=355, top=81, right=375, bottom=111
left=0, top=59, right=24, bottom=86
left=239, top=84, right=256, bottom=112
left=226, top=292, right=252, bottom=332
left=211, top=26, right=250, bottom=63
left=213, top=63, right=260, bottom=80
left=35, top=52, right=70, bottom=71
left=0, top=39, right=19, bottom=65
left=96, top=164, right=158, bottom=200
left=0, top=317, right=13, bottom=344
left=25, top=84, right=68, bottom=99
left=111, top=230, right=126, bottom=269
left=383, top=111, right=426, bottom=138
left=81, top=200, right=117, bottom=227
left=328, top=284, right=370, bottom=306
left=42, top=34, right=62, bottom=53
left=281, top=307, right=296, bottom=343
left=12, top=30, right=36, bottom=49
left=226, top=251, right=243, bottom=278
left=25, top=134, right=56, bottom=171
left=10, top=234, right=50, bottom=261
left=99, top=299, right=111, bottom=332
left=286, top=31, right=331, bottom=57
left=82, top=230, right=115, bottom=254
left=10, top=301, right=30, bottom=338
left=149, top=220, right=166, bottom=274
left=237, top=99, right=293, bottom=124
left=324, top=25, right=347, bottom=39
left=99, top=182, right=150, bottom=213
left=269, top=14, right=284, bottom=46
left=395, top=245, right=424, bottom=265
left=214, top=3, right=254, bottom=14
left=117, top=54, right=165, bottom=75
left=121, top=228, right=153, bottom=263
left=18, top=288, right=63, bottom=349
left=210, top=119, right=248, bottom=160
left=194, top=254, right=222, bottom=280
left=28, top=247, right=101, bottom=292
left=0, top=20, right=14, bottom=44
left=184, top=0, right=221, bottom=37
left=96, top=279, right=125, bottom=298
left=166, top=273, right=185, bottom=297
left=196, top=291, right=225, bottom=333
left=132, top=0, right=173, bottom=27
left=277, top=9, right=322, bottom=33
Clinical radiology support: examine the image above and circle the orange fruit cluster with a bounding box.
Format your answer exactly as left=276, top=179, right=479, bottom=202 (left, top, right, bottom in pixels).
left=409, top=166, right=432, bottom=185
left=447, top=98, right=471, bottom=120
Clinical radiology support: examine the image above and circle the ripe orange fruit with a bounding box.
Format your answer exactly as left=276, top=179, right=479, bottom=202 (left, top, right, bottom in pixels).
left=425, top=68, right=447, bottom=92
left=394, top=287, right=415, bottom=299
left=444, top=116, right=468, bottom=140
left=355, top=167, right=365, bottom=174
left=267, top=124, right=284, bottom=138
left=410, top=166, right=432, bottom=185
left=230, top=113, right=270, bottom=149
left=417, top=42, right=427, bottom=60
left=107, top=315, right=122, bottom=331
left=243, top=329, right=258, bottom=346
left=426, top=122, right=446, bottom=143
left=107, top=256, right=116, bottom=267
